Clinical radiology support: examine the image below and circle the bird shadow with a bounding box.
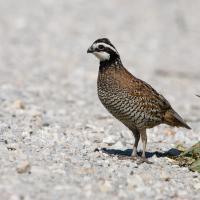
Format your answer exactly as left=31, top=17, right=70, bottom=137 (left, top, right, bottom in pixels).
left=95, top=147, right=181, bottom=158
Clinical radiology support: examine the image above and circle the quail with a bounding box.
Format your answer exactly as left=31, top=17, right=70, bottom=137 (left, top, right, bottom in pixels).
left=87, top=38, right=191, bottom=163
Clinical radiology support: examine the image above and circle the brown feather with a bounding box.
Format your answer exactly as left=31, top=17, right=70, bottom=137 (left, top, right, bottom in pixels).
left=98, top=64, right=191, bottom=130
left=164, top=109, right=191, bottom=129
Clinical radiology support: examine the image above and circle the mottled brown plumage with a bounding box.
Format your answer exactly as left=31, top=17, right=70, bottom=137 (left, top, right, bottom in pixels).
left=87, top=38, right=191, bottom=163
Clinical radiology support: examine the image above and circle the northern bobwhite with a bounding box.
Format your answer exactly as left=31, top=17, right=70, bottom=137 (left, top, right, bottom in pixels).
left=87, top=38, right=191, bottom=163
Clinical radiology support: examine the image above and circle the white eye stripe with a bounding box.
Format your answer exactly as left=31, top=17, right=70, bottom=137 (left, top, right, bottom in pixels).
left=93, top=42, right=119, bottom=54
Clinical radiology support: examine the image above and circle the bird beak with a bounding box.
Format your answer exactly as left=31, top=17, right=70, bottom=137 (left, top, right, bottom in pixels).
left=87, top=46, right=93, bottom=53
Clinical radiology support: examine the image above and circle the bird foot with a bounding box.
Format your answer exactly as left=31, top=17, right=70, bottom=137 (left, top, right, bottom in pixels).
left=130, top=155, right=138, bottom=161
left=137, top=157, right=153, bottom=165
left=117, top=155, right=138, bottom=161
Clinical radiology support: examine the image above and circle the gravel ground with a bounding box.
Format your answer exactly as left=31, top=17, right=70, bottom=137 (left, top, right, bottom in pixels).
left=0, top=0, right=200, bottom=199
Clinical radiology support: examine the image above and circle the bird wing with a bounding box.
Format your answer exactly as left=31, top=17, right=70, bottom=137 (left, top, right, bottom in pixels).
left=115, top=68, right=172, bottom=126
left=119, top=67, right=171, bottom=112
left=131, top=77, right=170, bottom=110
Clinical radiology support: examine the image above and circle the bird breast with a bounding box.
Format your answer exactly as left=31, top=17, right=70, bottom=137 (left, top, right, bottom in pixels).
left=97, top=70, right=163, bottom=129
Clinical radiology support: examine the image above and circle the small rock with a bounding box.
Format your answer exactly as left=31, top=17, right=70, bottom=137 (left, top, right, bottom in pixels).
left=91, top=136, right=102, bottom=143
left=84, top=140, right=92, bottom=146
left=96, top=160, right=103, bottom=166
left=42, top=122, right=50, bottom=127
left=16, top=160, right=31, bottom=173
left=98, top=180, right=112, bottom=193
left=177, top=190, right=188, bottom=196
left=103, top=135, right=118, bottom=145
left=77, top=167, right=95, bottom=174
left=10, top=195, right=21, bottom=200
left=160, top=172, right=170, bottom=181
left=111, top=141, right=126, bottom=150
left=83, top=162, right=92, bottom=168
left=7, top=143, right=19, bottom=151
left=127, top=174, right=144, bottom=190
left=22, top=131, right=30, bottom=139
left=30, top=110, right=42, bottom=117
left=103, top=159, right=110, bottom=167
left=83, top=184, right=92, bottom=198
left=118, top=190, right=127, bottom=198
left=164, top=129, right=176, bottom=136
left=85, top=124, right=96, bottom=130
left=52, top=169, right=65, bottom=175
left=193, top=183, right=200, bottom=190
left=13, top=100, right=25, bottom=109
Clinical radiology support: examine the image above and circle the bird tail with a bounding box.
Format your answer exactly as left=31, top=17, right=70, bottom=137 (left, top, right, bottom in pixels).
left=163, top=109, right=191, bottom=129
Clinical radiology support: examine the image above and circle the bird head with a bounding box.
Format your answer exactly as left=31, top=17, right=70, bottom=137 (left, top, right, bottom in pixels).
left=87, top=38, right=120, bottom=62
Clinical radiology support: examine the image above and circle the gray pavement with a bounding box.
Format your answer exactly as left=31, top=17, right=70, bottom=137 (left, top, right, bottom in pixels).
left=0, top=0, right=200, bottom=199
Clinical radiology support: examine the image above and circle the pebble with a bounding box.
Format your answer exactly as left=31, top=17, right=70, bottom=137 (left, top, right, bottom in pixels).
left=98, top=180, right=112, bottom=193
left=10, top=195, right=23, bottom=200
left=21, top=131, right=30, bottom=139
left=102, top=135, right=119, bottom=145
left=77, top=167, right=95, bottom=175
left=193, top=183, right=200, bottom=190
left=110, top=141, right=126, bottom=150
left=160, top=172, right=170, bottom=181
left=16, top=160, right=31, bottom=174
left=127, top=175, right=145, bottom=190
left=12, top=100, right=25, bottom=109
left=7, top=143, right=19, bottom=151
left=118, top=190, right=128, bottom=198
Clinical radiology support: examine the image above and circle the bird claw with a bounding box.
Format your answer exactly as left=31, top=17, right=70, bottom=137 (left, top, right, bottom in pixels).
left=117, top=155, right=138, bottom=161
left=117, top=155, right=153, bottom=165
left=117, top=155, right=130, bottom=160
left=137, top=157, right=153, bottom=165
left=131, top=155, right=139, bottom=160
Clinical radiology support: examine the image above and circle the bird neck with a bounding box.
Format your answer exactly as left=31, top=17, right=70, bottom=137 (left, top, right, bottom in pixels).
left=99, top=57, right=122, bottom=71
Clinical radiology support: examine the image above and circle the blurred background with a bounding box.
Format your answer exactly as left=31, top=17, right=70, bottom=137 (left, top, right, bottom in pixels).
left=0, top=0, right=200, bottom=199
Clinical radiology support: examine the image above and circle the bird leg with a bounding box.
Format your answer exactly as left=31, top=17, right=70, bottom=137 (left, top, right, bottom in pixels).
left=137, top=129, right=153, bottom=164
left=131, top=129, right=140, bottom=159
left=118, top=128, right=140, bottom=160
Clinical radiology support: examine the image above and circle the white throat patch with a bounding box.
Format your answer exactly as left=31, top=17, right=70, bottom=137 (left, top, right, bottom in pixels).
left=93, top=52, right=110, bottom=61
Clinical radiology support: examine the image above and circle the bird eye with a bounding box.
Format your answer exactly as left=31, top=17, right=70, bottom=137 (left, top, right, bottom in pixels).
left=98, top=45, right=104, bottom=50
